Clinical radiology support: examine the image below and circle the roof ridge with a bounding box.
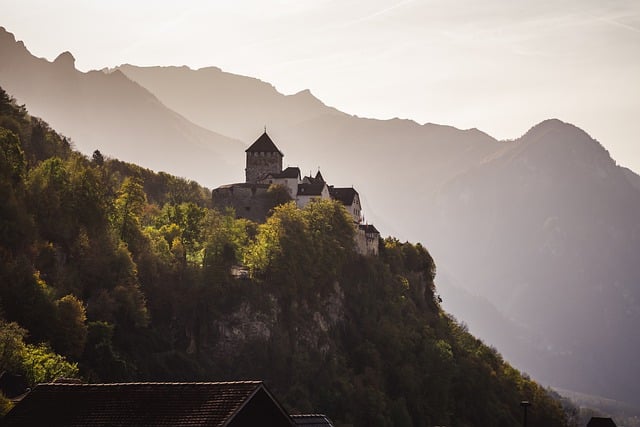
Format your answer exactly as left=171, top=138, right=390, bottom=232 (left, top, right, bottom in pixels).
left=291, top=413, right=329, bottom=417
left=39, top=380, right=263, bottom=386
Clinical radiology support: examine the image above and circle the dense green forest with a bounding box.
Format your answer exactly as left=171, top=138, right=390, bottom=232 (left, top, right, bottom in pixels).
left=0, top=86, right=574, bottom=426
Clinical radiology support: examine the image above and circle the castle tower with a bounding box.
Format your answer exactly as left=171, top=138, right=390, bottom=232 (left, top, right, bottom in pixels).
left=245, top=131, right=284, bottom=183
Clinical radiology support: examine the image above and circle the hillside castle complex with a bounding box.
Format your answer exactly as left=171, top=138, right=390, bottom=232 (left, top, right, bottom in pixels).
left=212, top=132, right=380, bottom=256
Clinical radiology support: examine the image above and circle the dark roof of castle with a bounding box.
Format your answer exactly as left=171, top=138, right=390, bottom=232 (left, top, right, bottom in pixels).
left=246, top=131, right=284, bottom=156
left=267, top=167, right=301, bottom=179
left=304, top=171, right=326, bottom=185
left=587, top=417, right=617, bottom=427
left=330, top=187, right=359, bottom=206
left=214, top=182, right=270, bottom=190
left=298, top=182, right=326, bottom=196
left=2, top=381, right=293, bottom=427
left=359, top=224, right=379, bottom=235
left=291, top=414, right=335, bottom=426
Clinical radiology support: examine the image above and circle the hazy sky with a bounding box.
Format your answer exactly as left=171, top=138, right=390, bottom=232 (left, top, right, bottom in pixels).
left=3, top=0, right=640, bottom=172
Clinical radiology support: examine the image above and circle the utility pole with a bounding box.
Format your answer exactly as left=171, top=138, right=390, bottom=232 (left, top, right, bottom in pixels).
left=520, top=401, right=531, bottom=427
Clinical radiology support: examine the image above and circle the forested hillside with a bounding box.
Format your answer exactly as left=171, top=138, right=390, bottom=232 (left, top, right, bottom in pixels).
left=0, top=86, right=572, bottom=426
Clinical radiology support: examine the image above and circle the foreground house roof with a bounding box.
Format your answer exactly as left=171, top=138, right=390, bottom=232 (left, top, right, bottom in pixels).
left=2, top=381, right=294, bottom=427
left=587, top=417, right=617, bottom=427
left=291, top=414, right=335, bottom=426
left=245, top=132, right=284, bottom=156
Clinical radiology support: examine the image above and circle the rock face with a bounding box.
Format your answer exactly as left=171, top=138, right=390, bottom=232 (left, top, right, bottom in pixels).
left=212, top=298, right=280, bottom=354
left=204, top=283, right=346, bottom=359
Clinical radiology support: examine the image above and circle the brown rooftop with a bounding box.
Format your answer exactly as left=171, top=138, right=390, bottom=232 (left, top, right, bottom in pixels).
left=2, top=381, right=294, bottom=427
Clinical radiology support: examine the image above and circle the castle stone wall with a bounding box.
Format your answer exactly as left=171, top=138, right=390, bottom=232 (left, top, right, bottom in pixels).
left=355, top=228, right=380, bottom=256
left=212, top=184, right=275, bottom=222
left=245, top=151, right=283, bottom=183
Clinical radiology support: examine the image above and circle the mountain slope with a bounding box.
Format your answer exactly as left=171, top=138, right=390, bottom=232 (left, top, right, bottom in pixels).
left=3, top=28, right=640, bottom=407
left=116, top=64, right=640, bottom=406
left=0, top=27, right=243, bottom=185
left=432, top=119, right=640, bottom=403
left=0, top=88, right=571, bottom=426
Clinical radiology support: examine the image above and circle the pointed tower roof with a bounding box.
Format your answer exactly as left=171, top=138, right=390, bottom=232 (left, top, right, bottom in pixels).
left=314, top=170, right=325, bottom=183
left=246, top=132, right=284, bottom=156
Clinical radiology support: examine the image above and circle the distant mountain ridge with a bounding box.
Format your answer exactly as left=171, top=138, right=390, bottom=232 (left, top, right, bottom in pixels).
left=108, top=63, right=347, bottom=145
left=2, top=27, right=640, bottom=408
left=0, top=27, right=243, bottom=185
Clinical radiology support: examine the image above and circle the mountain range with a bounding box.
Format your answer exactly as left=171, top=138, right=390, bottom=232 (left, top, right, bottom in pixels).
left=1, top=26, right=639, bottom=409
left=0, top=28, right=242, bottom=186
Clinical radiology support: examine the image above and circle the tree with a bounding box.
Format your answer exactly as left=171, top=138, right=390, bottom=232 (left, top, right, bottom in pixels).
left=266, top=184, right=292, bottom=209
left=0, top=318, right=79, bottom=386
left=0, top=128, right=31, bottom=250
left=0, top=320, right=27, bottom=374
left=113, top=177, right=147, bottom=246
left=53, top=295, right=88, bottom=358
left=0, top=128, right=25, bottom=185
left=21, top=343, right=79, bottom=385
left=202, top=210, right=252, bottom=282
left=91, top=149, right=104, bottom=166
left=26, top=157, right=75, bottom=246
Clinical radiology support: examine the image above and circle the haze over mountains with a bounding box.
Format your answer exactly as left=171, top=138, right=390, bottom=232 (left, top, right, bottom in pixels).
left=2, top=27, right=640, bottom=408
left=0, top=28, right=242, bottom=186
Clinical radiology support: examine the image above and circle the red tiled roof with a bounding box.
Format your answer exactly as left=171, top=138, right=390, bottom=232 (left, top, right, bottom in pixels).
left=2, top=381, right=288, bottom=427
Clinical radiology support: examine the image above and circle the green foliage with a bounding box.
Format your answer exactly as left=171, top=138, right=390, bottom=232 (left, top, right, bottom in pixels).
left=0, top=393, right=13, bottom=416
left=53, top=295, right=88, bottom=358
left=0, top=128, right=32, bottom=250
left=21, top=343, right=79, bottom=384
left=113, top=176, right=147, bottom=246
left=0, top=320, right=28, bottom=374
left=202, top=210, right=253, bottom=283
left=0, top=319, right=79, bottom=386
left=245, top=199, right=355, bottom=292
left=81, top=321, right=131, bottom=381
left=0, top=128, right=25, bottom=185
left=26, top=157, right=75, bottom=246
left=0, top=85, right=571, bottom=426
left=266, top=183, right=293, bottom=208
left=91, top=149, right=104, bottom=166
left=0, top=259, right=56, bottom=343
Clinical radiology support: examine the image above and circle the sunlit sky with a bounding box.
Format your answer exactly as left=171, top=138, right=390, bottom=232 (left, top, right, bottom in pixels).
left=3, top=0, right=640, bottom=172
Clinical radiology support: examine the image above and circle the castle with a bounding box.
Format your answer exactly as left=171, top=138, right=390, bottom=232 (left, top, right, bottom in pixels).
left=212, top=131, right=380, bottom=256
